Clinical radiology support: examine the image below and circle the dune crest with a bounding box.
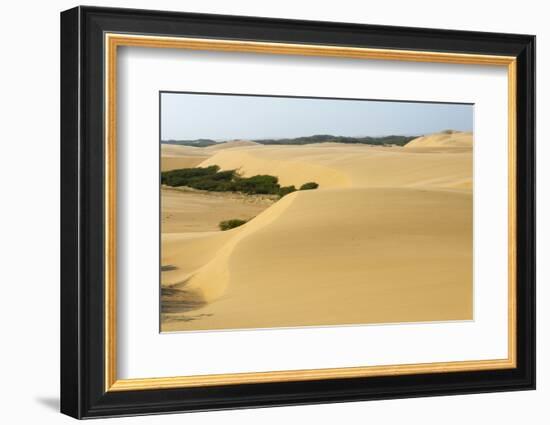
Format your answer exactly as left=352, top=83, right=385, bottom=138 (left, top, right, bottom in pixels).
left=180, top=191, right=299, bottom=301
left=404, top=131, right=473, bottom=149
left=199, top=143, right=471, bottom=191
left=160, top=144, right=212, bottom=171
left=199, top=148, right=351, bottom=188
left=206, top=140, right=259, bottom=150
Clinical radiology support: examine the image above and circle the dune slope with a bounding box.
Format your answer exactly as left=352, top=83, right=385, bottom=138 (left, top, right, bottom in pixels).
left=199, top=139, right=472, bottom=190
left=206, top=140, right=259, bottom=150
left=161, top=144, right=212, bottom=171
left=162, top=187, right=472, bottom=331
left=404, top=131, right=473, bottom=149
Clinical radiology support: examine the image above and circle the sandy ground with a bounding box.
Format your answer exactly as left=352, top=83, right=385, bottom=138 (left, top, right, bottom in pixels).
left=160, top=144, right=211, bottom=171
left=160, top=141, right=259, bottom=170
left=162, top=186, right=276, bottom=233
left=160, top=131, right=473, bottom=331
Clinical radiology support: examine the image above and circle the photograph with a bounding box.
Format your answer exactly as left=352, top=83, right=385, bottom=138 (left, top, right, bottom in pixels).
left=57, top=4, right=536, bottom=419
left=160, top=92, right=474, bottom=332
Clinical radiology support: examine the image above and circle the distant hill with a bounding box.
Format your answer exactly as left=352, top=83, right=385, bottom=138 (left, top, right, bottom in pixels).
left=206, top=140, right=259, bottom=150
left=254, top=134, right=417, bottom=146
left=162, top=139, right=218, bottom=148
left=162, top=134, right=417, bottom=148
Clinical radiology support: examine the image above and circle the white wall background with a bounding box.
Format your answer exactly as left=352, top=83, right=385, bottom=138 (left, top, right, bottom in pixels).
left=0, top=0, right=545, bottom=423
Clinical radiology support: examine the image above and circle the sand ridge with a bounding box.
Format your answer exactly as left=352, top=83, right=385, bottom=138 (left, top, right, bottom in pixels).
left=404, top=130, right=473, bottom=149
left=205, top=140, right=259, bottom=150
left=198, top=133, right=472, bottom=191
left=160, top=144, right=212, bottom=171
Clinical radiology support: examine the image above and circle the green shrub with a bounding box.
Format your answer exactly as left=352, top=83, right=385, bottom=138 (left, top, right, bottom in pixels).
left=162, top=166, right=286, bottom=195
left=278, top=185, right=296, bottom=197
left=161, top=165, right=224, bottom=187
left=299, top=182, right=319, bottom=190
left=162, top=166, right=318, bottom=197
left=232, top=175, right=279, bottom=194
left=219, top=219, right=248, bottom=231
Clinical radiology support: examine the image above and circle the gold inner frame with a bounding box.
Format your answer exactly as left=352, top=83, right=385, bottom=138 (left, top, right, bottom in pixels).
left=104, top=33, right=517, bottom=392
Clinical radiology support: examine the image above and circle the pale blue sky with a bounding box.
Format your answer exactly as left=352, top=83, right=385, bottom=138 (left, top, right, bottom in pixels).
left=161, top=92, right=473, bottom=141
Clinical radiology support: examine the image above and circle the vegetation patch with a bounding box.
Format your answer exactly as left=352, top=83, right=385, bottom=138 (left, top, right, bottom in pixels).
left=254, top=134, right=416, bottom=146
left=162, top=138, right=217, bottom=148
left=162, top=166, right=318, bottom=197
left=278, top=185, right=297, bottom=197
left=219, top=219, right=248, bottom=231
left=299, top=182, right=319, bottom=190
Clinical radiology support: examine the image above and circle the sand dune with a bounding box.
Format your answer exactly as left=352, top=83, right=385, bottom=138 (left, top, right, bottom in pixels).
left=206, top=140, right=259, bottom=150
left=162, top=230, right=235, bottom=287
left=160, top=140, right=260, bottom=170
left=161, top=131, right=473, bottom=331
left=162, top=186, right=275, bottom=233
left=160, top=144, right=212, bottom=171
left=404, top=131, right=473, bottom=149
left=199, top=135, right=472, bottom=190
left=162, top=187, right=472, bottom=331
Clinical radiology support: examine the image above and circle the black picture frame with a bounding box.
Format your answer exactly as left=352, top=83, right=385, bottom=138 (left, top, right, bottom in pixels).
left=61, top=5, right=535, bottom=419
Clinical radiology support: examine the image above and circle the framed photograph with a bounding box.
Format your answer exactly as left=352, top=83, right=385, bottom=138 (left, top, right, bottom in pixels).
left=60, top=6, right=535, bottom=419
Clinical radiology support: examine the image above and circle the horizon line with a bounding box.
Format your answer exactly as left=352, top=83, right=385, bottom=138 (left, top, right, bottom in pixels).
left=160, top=129, right=471, bottom=143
